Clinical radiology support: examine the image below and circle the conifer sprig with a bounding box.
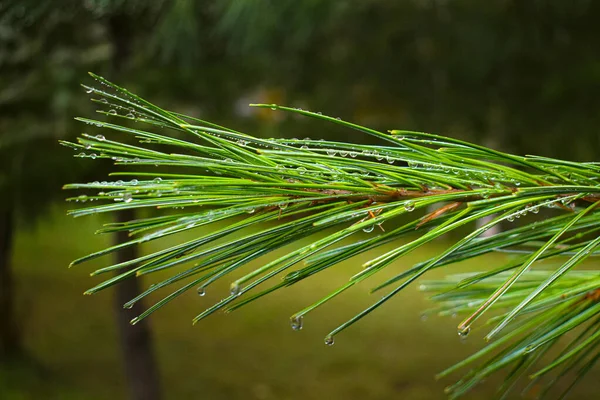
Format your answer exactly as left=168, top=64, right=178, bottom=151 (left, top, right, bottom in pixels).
left=62, top=74, right=600, bottom=398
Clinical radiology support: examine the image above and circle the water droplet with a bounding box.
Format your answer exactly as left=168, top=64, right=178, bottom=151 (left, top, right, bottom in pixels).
left=270, top=104, right=277, bottom=110
left=278, top=202, right=288, bottom=210
left=458, top=326, right=471, bottom=340
left=123, top=303, right=133, bottom=309
left=374, top=151, right=383, bottom=161
left=349, top=151, right=358, bottom=158
left=130, top=179, right=138, bottom=185
left=246, top=208, right=255, bottom=214
left=300, top=145, right=308, bottom=150
left=335, top=117, right=341, bottom=120
left=290, top=315, right=303, bottom=331
left=108, top=109, right=117, bottom=115
left=362, top=225, right=374, bottom=233
left=230, top=282, right=241, bottom=296
left=86, top=88, right=93, bottom=93
left=90, top=153, right=97, bottom=159
left=418, top=284, right=427, bottom=291
left=197, top=287, right=205, bottom=296
left=386, top=155, right=395, bottom=164
left=123, top=193, right=133, bottom=203
left=339, top=150, right=348, bottom=157
left=420, top=313, right=428, bottom=322
left=297, top=167, right=307, bottom=175
left=324, top=335, right=335, bottom=346
left=76, top=152, right=86, bottom=158
left=85, top=144, right=91, bottom=150
left=78, top=195, right=88, bottom=203
left=153, top=177, right=162, bottom=184
left=100, top=98, right=108, bottom=104
left=507, top=215, right=515, bottom=222
left=126, top=113, right=135, bottom=119
left=326, top=149, right=337, bottom=157
left=116, top=180, right=124, bottom=185
left=531, top=206, right=540, bottom=214
left=404, top=202, right=415, bottom=212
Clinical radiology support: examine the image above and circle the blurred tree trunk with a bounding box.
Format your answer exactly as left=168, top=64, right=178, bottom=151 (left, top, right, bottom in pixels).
left=0, top=205, right=20, bottom=361
left=114, top=209, right=161, bottom=400
left=109, top=13, right=161, bottom=400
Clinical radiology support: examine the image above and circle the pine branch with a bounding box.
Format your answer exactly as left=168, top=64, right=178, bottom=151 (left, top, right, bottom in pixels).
left=62, top=74, right=600, bottom=398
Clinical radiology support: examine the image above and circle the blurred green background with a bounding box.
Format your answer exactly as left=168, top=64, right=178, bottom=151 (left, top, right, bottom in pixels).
left=1, top=1, right=600, bottom=399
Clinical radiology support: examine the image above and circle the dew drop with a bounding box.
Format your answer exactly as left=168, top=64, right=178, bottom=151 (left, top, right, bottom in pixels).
left=100, top=98, right=108, bottom=104
left=197, top=287, right=205, bottom=296
left=386, top=155, right=395, bottom=164
left=108, top=109, right=117, bottom=115
left=326, top=149, right=337, bottom=157
left=349, top=151, right=358, bottom=158
left=458, top=326, right=471, bottom=340
left=420, top=313, right=428, bottom=322
left=507, top=215, right=515, bottom=222
left=130, top=179, right=138, bottom=185
left=86, top=88, right=93, bottom=93
left=278, top=202, right=288, bottom=210
left=362, top=225, right=374, bottom=233
left=85, top=144, right=92, bottom=150
left=126, top=113, right=135, bottom=119
left=297, top=167, right=307, bottom=175
left=123, top=303, right=133, bottom=310
left=78, top=195, right=88, bottom=203
left=404, top=202, right=415, bottom=212
left=230, top=282, right=241, bottom=297
left=290, top=315, right=304, bottom=331
left=324, top=335, right=335, bottom=346
left=374, top=151, right=384, bottom=161
left=90, top=153, right=97, bottom=159
left=123, top=193, right=133, bottom=203
left=531, top=206, right=540, bottom=214
left=339, top=150, right=348, bottom=157
left=270, top=104, right=277, bottom=110
left=153, top=177, right=162, bottom=184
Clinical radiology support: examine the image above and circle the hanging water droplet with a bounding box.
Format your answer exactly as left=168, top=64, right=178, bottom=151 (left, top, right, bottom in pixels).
left=531, top=206, right=540, bottom=214
left=420, top=313, right=428, bottom=322
left=297, top=167, right=307, bottom=175
left=278, top=202, right=288, bottom=210
left=386, top=155, right=395, bottom=164
left=339, top=150, right=348, bottom=157
left=507, top=215, right=515, bottom=222
left=458, top=326, right=471, bottom=340
left=326, top=149, right=337, bottom=157
left=123, top=193, right=133, bottom=203
left=123, top=303, right=133, bottom=310
left=300, top=145, right=308, bottom=150
left=324, top=335, right=335, bottom=346
left=230, top=282, right=241, bottom=296
left=85, top=144, right=91, bottom=150
left=290, top=315, right=304, bottom=331
left=404, top=202, right=415, bottom=212
left=108, top=109, right=117, bottom=115
left=374, top=151, right=384, bottom=161
left=362, top=225, right=374, bottom=233
left=86, top=88, right=93, bottom=93
left=246, top=208, right=255, bottom=214
left=349, top=151, right=358, bottom=158
left=90, top=153, right=97, bottom=159
left=76, top=152, right=86, bottom=158
left=100, top=98, right=108, bottom=104
left=270, top=104, right=277, bottom=110
left=197, top=287, right=205, bottom=296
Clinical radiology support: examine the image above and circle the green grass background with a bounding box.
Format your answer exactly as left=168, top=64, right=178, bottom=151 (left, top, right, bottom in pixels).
left=2, top=207, right=598, bottom=399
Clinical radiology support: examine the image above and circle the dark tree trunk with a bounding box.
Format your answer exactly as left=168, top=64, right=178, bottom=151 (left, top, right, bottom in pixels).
left=108, top=13, right=161, bottom=400
left=0, top=206, right=20, bottom=361
left=114, top=209, right=161, bottom=400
